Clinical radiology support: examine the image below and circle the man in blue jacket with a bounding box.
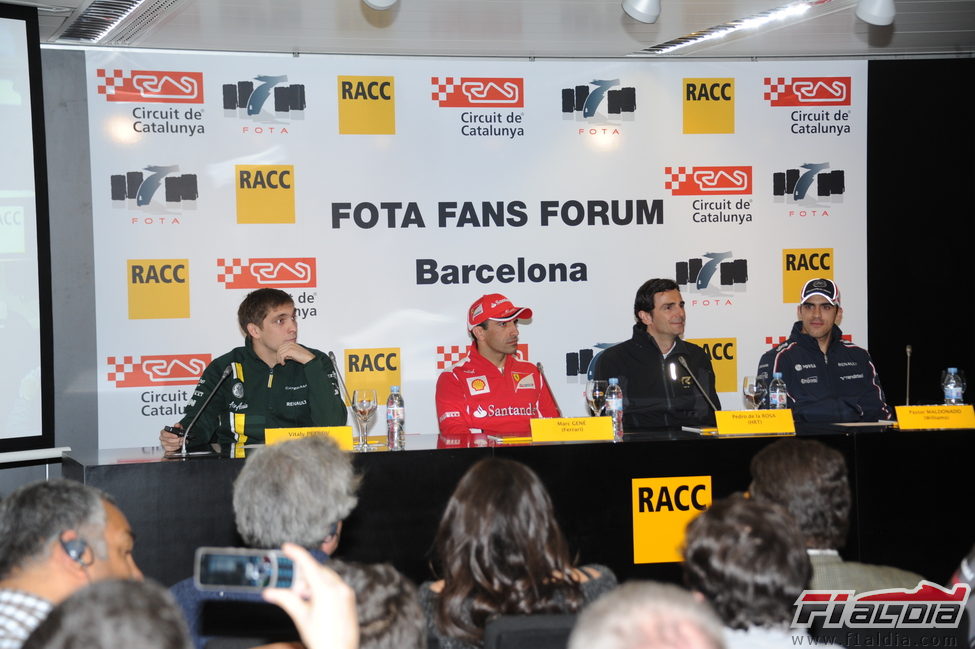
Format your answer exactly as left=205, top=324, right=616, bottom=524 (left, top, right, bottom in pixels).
left=756, top=278, right=890, bottom=422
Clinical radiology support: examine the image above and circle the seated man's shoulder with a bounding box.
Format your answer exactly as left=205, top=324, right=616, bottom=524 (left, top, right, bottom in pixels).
left=812, top=558, right=924, bottom=593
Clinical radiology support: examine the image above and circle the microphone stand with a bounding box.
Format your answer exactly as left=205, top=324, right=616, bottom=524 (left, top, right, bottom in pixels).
left=677, top=355, right=720, bottom=414
left=328, top=351, right=354, bottom=421
left=905, top=344, right=912, bottom=406
left=173, top=365, right=232, bottom=458
left=535, top=362, right=562, bottom=417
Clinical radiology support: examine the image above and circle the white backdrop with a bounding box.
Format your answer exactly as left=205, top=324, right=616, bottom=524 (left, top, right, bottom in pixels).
left=84, top=50, right=868, bottom=449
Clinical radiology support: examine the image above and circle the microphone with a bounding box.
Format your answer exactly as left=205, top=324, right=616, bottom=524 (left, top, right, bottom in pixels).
left=676, top=355, right=720, bottom=414
left=535, top=362, right=562, bottom=417
left=328, top=351, right=353, bottom=414
left=178, top=365, right=233, bottom=457
left=905, top=344, right=912, bottom=406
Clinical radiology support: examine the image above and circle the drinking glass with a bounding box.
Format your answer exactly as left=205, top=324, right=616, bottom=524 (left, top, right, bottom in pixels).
left=742, top=376, right=766, bottom=410
left=585, top=380, right=608, bottom=416
left=352, top=389, right=378, bottom=451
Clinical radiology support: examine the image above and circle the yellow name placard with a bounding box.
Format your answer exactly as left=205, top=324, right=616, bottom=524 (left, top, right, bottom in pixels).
left=530, top=417, right=614, bottom=442
left=895, top=405, right=975, bottom=430
left=264, top=426, right=355, bottom=451
left=714, top=410, right=796, bottom=435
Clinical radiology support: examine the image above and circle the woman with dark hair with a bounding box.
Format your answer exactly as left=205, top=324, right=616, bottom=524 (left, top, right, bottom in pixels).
left=420, top=458, right=617, bottom=649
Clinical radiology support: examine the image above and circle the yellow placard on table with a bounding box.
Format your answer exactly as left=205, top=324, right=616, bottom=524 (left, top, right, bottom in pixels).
left=530, top=417, right=614, bottom=442
left=714, top=410, right=796, bottom=436
left=264, top=426, right=355, bottom=451
left=895, top=405, right=975, bottom=430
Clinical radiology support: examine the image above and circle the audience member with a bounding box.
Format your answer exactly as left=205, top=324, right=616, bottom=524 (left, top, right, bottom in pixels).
left=263, top=543, right=358, bottom=649
left=331, top=559, right=425, bottom=649
left=749, top=438, right=922, bottom=592
left=567, top=581, right=725, bottom=649
left=170, top=435, right=360, bottom=648
left=0, top=480, right=143, bottom=649
left=420, top=458, right=617, bottom=649
left=683, top=494, right=812, bottom=648
left=21, top=579, right=190, bottom=649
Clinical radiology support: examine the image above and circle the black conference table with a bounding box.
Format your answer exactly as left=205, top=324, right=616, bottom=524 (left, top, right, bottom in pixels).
left=62, top=425, right=975, bottom=588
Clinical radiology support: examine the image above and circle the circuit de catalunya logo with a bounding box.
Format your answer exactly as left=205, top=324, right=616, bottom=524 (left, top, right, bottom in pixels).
left=792, top=581, right=970, bottom=629
left=217, top=257, right=317, bottom=289
left=107, top=354, right=210, bottom=388
left=96, top=69, right=204, bottom=103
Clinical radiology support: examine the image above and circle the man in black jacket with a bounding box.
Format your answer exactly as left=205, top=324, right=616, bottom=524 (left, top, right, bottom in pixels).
left=755, top=278, right=890, bottom=422
left=593, top=278, right=719, bottom=429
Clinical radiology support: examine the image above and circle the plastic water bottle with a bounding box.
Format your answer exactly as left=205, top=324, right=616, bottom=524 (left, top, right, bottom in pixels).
left=943, top=368, right=965, bottom=405
left=768, top=372, right=788, bottom=409
left=605, top=378, right=624, bottom=442
left=385, top=386, right=405, bottom=451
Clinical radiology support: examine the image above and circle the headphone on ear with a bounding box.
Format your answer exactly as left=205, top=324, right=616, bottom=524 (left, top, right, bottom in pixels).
left=59, top=533, right=92, bottom=567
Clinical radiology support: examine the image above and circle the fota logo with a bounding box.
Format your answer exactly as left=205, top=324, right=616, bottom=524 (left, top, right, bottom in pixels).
left=685, top=338, right=737, bottom=392
left=107, top=354, right=210, bottom=388
left=344, top=348, right=402, bottom=402
left=773, top=163, right=845, bottom=201
left=632, top=476, right=712, bottom=564
left=96, top=69, right=204, bottom=103
left=764, top=76, right=851, bottom=107
left=431, top=77, right=524, bottom=108
left=111, top=166, right=197, bottom=207
left=683, top=78, right=734, bottom=134
left=127, top=259, right=190, bottom=319
left=235, top=165, right=295, bottom=224
left=782, top=248, right=833, bottom=303
left=561, top=80, right=635, bottom=118
left=792, top=582, right=970, bottom=629
left=337, top=76, right=395, bottom=135
left=217, top=257, right=316, bottom=289
left=676, top=252, right=748, bottom=292
left=665, top=166, right=751, bottom=195
left=222, top=75, right=305, bottom=117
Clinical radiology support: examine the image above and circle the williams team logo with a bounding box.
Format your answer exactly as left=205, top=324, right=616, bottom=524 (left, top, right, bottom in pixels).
left=764, top=77, right=852, bottom=106
left=217, top=257, right=316, bottom=289
left=111, top=165, right=198, bottom=209
left=432, top=77, right=524, bottom=107
left=792, top=582, right=969, bottom=629
left=107, top=354, right=210, bottom=388
left=96, top=69, right=204, bottom=103
left=676, top=252, right=748, bottom=294
left=772, top=163, right=846, bottom=203
left=665, top=166, right=751, bottom=195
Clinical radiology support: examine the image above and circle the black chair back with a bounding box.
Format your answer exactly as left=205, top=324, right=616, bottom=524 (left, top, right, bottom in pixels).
left=483, top=614, right=577, bottom=649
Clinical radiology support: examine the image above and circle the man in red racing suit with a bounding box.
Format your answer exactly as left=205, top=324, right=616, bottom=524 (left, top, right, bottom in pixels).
left=435, top=294, right=560, bottom=447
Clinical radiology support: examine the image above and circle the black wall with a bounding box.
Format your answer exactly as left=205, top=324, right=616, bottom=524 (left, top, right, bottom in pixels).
left=867, top=59, right=975, bottom=407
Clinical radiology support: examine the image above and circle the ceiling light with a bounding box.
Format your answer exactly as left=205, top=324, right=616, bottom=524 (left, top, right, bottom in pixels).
left=622, top=0, right=661, bottom=24
left=855, top=0, right=894, bottom=25
left=363, top=0, right=398, bottom=10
